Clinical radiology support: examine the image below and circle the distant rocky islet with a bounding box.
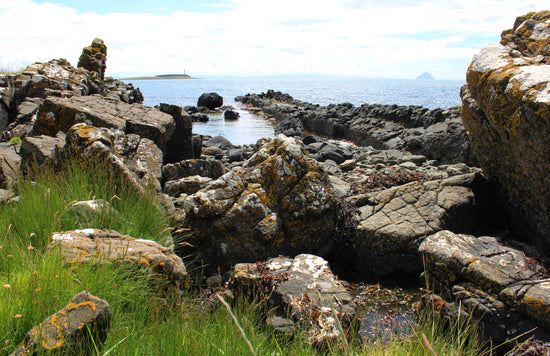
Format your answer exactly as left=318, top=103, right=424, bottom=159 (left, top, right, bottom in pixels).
left=1, top=10, right=550, bottom=354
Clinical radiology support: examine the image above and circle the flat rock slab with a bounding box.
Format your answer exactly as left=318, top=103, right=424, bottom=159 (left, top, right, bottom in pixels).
left=350, top=174, right=477, bottom=277
left=33, top=95, right=175, bottom=150
left=233, top=254, right=355, bottom=345
left=10, top=291, right=110, bottom=356
left=49, top=229, right=187, bottom=285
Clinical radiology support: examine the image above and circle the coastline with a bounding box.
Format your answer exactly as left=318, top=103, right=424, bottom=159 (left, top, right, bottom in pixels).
left=120, top=74, right=197, bottom=80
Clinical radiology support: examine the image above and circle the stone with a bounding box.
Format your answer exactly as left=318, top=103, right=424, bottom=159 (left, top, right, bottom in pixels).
left=163, top=175, right=212, bottom=197
left=32, top=95, right=175, bottom=151
left=350, top=174, right=478, bottom=278
left=160, top=103, right=193, bottom=163
left=0, top=142, right=20, bottom=189
left=197, top=92, right=223, bottom=110
left=233, top=254, right=355, bottom=346
left=161, top=159, right=225, bottom=183
left=202, top=146, right=223, bottom=156
left=19, top=133, right=65, bottom=170
left=183, top=135, right=336, bottom=272
left=10, top=291, right=110, bottom=356
left=49, top=229, right=187, bottom=285
left=460, top=11, right=550, bottom=253
left=77, top=38, right=107, bottom=80
left=204, top=135, right=234, bottom=149
left=224, top=109, right=239, bottom=120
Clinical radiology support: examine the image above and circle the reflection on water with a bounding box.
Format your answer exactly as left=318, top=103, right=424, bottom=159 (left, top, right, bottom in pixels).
left=192, top=103, right=277, bottom=146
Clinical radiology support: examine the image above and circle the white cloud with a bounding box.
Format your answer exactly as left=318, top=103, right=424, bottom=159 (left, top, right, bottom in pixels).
left=0, top=0, right=548, bottom=79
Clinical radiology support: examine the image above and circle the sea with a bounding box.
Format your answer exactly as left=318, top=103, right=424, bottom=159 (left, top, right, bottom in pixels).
left=126, top=77, right=465, bottom=145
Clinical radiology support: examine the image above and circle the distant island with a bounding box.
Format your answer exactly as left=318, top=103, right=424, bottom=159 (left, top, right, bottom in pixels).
left=121, top=74, right=195, bottom=80
left=416, top=72, right=435, bottom=80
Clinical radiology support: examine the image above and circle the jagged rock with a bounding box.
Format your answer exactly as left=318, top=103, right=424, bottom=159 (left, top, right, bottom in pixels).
left=49, top=229, right=187, bottom=285
left=419, top=230, right=550, bottom=344
left=32, top=95, right=175, bottom=151
left=233, top=254, right=355, bottom=346
left=275, top=117, right=304, bottom=137
left=0, top=142, right=20, bottom=189
left=20, top=132, right=65, bottom=170
left=161, top=159, right=225, bottom=183
left=10, top=291, right=110, bottom=356
left=160, top=103, right=193, bottom=163
left=77, top=38, right=107, bottom=80
left=461, top=11, right=550, bottom=253
left=197, top=92, right=223, bottom=110
left=183, top=135, right=336, bottom=272
left=349, top=173, right=480, bottom=277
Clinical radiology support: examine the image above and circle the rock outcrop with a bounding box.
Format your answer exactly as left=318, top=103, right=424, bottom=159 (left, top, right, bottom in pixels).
left=197, top=92, right=223, bottom=110
left=183, top=135, right=336, bottom=272
left=77, top=38, right=107, bottom=80
left=237, top=90, right=471, bottom=164
left=461, top=11, right=550, bottom=253
left=10, top=291, right=111, bottom=356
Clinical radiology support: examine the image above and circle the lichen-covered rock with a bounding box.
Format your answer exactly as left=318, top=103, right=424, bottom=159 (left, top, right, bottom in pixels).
left=161, top=159, right=225, bottom=183
left=350, top=174, right=478, bottom=277
left=233, top=254, right=355, bottom=346
left=10, top=291, right=110, bottom=356
left=77, top=38, right=107, bottom=80
left=19, top=133, right=65, bottom=170
left=163, top=175, right=212, bottom=197
left=32, top=95, right=175, bottom=151
left=460, top=11, right=550, bottom=253
left=183, top=135, right=336, bottom=272
left=49, top=229, right=187, bottom=285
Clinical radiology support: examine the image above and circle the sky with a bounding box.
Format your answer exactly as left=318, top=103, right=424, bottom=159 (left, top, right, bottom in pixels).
left=0, top=0, right=547, bottom=79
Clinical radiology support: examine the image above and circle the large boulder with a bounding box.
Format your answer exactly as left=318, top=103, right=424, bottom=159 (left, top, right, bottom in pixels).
left=0, top=142, right=20, bottom=189
left=32, top=95, right=175, bottom=151
left=183, top=135, right=336, bottom=272
left=77, top=38, right=107, bottom=80
left=10, top=291, right=110, bottom=356
left=460, top=11, right=550, bottom=253
left=197, top=92, right=223, bottom=110
left=49, top=229, right=187, bottom=286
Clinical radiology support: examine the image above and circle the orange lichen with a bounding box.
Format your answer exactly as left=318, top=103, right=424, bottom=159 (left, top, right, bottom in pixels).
left=66, top=301, right=97, bottom=312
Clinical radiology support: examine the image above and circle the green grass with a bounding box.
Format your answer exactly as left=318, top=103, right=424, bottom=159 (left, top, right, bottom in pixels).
left=0, top=157, right=493, bottom=355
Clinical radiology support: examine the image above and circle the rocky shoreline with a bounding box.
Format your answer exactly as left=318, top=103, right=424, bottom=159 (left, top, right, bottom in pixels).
left=1, top=11, right=550, bottom=354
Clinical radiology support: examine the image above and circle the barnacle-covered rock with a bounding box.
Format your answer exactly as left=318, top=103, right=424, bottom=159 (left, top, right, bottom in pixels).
left=461, top=11, right=550, bottom=252
left=183, top=135, right=336, bottom=272
left=233, top=254, right=355, bottom=346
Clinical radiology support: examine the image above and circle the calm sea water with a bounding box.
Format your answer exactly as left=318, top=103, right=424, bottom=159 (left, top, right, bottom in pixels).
left=127, top=77, right=464, bottom=145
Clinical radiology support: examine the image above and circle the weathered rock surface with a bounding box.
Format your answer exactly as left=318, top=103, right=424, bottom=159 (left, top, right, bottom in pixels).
left=20, top=133, right=65, bottom=170
left=32, top=95, right=175, bottom=151
left=420, top=230, right=550, bottom=344
left=49, top=229, right=187, bottom=285
left=10, top=291, right=110, bottom=356
left=236, top=90, right=471, bottom=164
left=349, top=173, right=480, bottom=277
left=77, top=38, right=107, bottom=80
left=461, top=11, right=550, bottom=253
left=0, top=142, right=20, bottom=189
left=183, top=135, right=336, bottom=272
left=161, top=159, right=225, bottom=183
left=233, top=254, right=355, bottom=345
left=163, top=175, right=212, bottom=197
